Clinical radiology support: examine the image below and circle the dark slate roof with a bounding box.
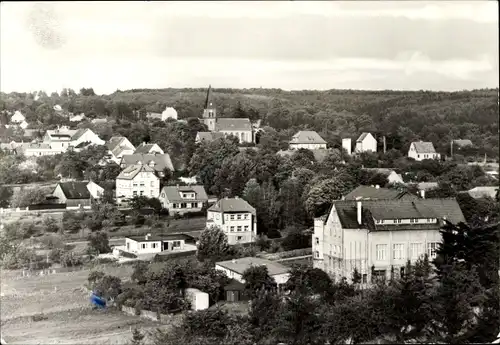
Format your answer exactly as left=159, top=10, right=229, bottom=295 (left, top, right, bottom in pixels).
left=344, top=186, right=417, bottom=201
left=134, top=143, right=162, bottom=154
left=215, top=118, right=252, bottom=131
left=411, top=141, right=437, bottom=154
left=363, top=168, right=397, bottom=177
left=57, top=181, right=91, bottom=199
left=356, top=132, right=371, bottom=142
left=331, top=198, right=465, bottom=230
left=208, top=197, right=256, bottom=215
left=289, top=131, right=327, bottom=144
left=161, top=185, right=208, bottom=203
left=127, top=233, right=195, bottom=242
left=453, top=139, right=473, bottom=147
left=196, top=132, right=225, bottom=142
left=121, top=153, right=174, bottom=172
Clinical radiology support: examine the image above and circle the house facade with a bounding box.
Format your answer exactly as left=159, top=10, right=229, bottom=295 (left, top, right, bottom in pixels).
left=408, top=141, right=441, bottom=161
left=206, top=197, right=257, bottom=245
left=289, top=131, right=327, bottom=150
left=159, top=185, right=208, bottom=215
left=198, top=85, right=254, bottom=144
left=43, top=127, right=105, bottom=153
left=86, top=181, right=105, bottom=199
left=355, top=133, right=377, bottom=153
left=124, top=233, right=194, bottom=254
left=312, top=198, right=465, bottom=284
left=115, top=164, right=160, bottom=203
left=51, top=181, right=93, bottom=209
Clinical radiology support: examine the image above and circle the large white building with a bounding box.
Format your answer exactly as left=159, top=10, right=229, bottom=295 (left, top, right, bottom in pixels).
left=115, top=164, right=160, bottom=203
left=289, top=131, right=327, bottom=150
left=313, top=198, right=465, bottom=284
left=408, top=141, right=441, bottom=161
left=198, top=85, right=254, bottom=144
left=43, top=126, right=105, bottom=153
left=206, top=197, right=257, bottom=245
left=355, top=132, right=377, bottom=153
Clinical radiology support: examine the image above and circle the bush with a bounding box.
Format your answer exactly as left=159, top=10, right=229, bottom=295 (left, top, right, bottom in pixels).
left=60, top=251, right=83, bottom=267
left=38, top=233, right=65, bottom=250
left=31, top=313, right=48, bottom=322
left=42, top=216, right=60, bottom=233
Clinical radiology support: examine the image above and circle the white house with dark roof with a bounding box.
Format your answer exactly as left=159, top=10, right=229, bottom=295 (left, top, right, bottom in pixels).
left=160, top=184, right=208, bottom=215
left=120, top=153, right=174, bottom=176
left=289, top=131, right=327, bottom=150
left=313, top=198, right=465, bottom=284
left=408, top=141, right=441, bottom=161
left=106, top=136, right=135, bottom=164
left=355, top=132, right=377, bottom=153
left=134, top=142, right=164, bottom=155
left=198, top=85, right=254, bottom=144
left=115, top=164, right=160, bottom=203
left=207, top=196, right=257, bottom=245
left=43, top=127, right=104, bottom=152
left=51, top=181, right=93, bottom=209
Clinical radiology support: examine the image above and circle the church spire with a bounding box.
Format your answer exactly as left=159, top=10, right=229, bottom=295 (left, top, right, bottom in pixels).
left=204, top=84, right=212, bottom=109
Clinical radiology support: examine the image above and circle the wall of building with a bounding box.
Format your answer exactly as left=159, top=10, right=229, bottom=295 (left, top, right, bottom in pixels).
left=219, top=130, right=253, bottom=144
left=215, top=265, right=243, bottom=282
left=289, top=143, right=327, bottom=150
left=116, top=172, right=160, bottom=200
left=408, top=144, right=440, bottom=161
left=125, top=238, right=162, bottom=254
left=207, top=211, right=257, bottom=245
left=52, top=185, right=68, bottom=204
left=355, top=136, right=377, bottom=153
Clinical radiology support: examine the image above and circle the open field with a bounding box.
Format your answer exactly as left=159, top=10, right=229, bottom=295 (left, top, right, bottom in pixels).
left=0, top=265, right=177, bottom=344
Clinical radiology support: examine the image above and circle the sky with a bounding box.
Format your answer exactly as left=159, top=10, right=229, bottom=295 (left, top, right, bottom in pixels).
left=0, top=1, right=498, bottom=95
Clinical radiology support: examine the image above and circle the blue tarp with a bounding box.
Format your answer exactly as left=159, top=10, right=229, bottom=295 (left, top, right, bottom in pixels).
left=90, top=293, right=106, bottom=308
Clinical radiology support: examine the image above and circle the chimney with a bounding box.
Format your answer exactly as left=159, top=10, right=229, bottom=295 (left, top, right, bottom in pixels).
left=375, top=185, right=380, bottom=189
left=231, top=259, right=236, bottom=263
left=356, top=201, right=362, bottom=225
left=145, top=233, right=151, bottom=240
left=420, top=190, right=425, bottom=199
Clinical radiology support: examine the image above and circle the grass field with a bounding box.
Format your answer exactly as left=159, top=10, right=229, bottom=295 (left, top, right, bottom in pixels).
left=0, top=265, right=176, bottom=344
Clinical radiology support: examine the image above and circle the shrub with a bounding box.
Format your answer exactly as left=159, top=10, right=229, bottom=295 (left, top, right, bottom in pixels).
left=31, top=313, right=48, bottom=322
left=42, top=216, right=60, bottom=233
left=60, top=251, right=83, bottom=267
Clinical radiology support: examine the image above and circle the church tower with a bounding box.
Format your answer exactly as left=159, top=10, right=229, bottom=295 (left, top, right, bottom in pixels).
left=202, top=85, right=217, bottom=131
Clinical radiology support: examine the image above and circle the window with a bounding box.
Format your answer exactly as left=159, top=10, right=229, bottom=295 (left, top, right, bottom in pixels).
left=133, top=191, right=137, bottom=196
left=237, top=214, right=241, bottom=220
left=376, top=244, right=387, bottom=261
left=140, top=191, right=144, bottom=196
left=182, top=193, right=188, bottom=198
left=427, top=242, right=439, bottom=259
left=237, top=226, right=242, bottom=232
left=230, top=215, right=235, bottom=220
left=141, top=243, right=147, bottom=249
left=133, top=183, right=138, bottom=187
left=314, top=251, right=320, bottom=258
left=150, top=181, right=154, bottom=187
left=230, top=226, right=235, bottom=232
left=172, top=241, right=181, bottom=248
left=172, top=204, right=177, bottom=209
left=410, top=243, right=423, bottom=259
left=315, top=237, right=320, bottom=245
left=140, top=182, right=145, bottom=186
left=237, top=236, right=243, bottom=241
left=180, top=203, right=187, bottom=208
left=417, top=154, right=420, bottom=158
left=244, top=214, right=249, bottom=220
left=393, top=219, right=401, bottom=224
left=191, top=203, right=197, bottom=208
left=362, top=274, right=367, bottom=284
left=152, top=243, right=158, bottom=249
left=400, top=267, right=405, bottom=277
left=372, top=270, right=386, bottom=282
left=393, top=244, right=405, bottom=260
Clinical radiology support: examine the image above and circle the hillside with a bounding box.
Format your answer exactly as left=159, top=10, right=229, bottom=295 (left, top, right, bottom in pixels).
left=1, top=88, right=498, bottom=157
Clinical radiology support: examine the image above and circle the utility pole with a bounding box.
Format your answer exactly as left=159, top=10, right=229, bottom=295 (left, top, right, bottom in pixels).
left=450, top=140, right=453, bottom=159
left=383, top=136, right=386, bottom=154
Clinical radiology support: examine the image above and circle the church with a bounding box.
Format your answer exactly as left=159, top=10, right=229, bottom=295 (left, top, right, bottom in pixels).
left=196, top=86, right=254, bottom=144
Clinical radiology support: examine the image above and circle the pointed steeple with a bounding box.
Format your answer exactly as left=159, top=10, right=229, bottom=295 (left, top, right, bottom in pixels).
left=204, top=85, right=212, bottom=109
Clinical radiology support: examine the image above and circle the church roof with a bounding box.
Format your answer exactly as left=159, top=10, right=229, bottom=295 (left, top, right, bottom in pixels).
left=215, top=118, right=252, bottom=131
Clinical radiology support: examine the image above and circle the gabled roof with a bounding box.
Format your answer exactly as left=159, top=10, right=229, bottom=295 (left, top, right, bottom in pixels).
left=208, top=197, right=256, bottom=215
left=215, top=118, right=252, bottom=131
left=116, top=164, right=157, bottom=180
left=121, top=153, right=174, bottom=172
left=290, top=131, right=327, bottom=145
left=107, top=137, right=129, bottom=151
left=467, top=186, right=498, bottom=199
left=161, top=185, right=208, bottom=202
left=196, top=132, right=225, bottom=142
left=204, top=84, right=214, bottom=109
left=453, top=139, right=473, bottom=147
left=134, top=143, right=162, bottom=154
left=363, top=168, right=397, bottom=177
left=411, top=141, right=437, bottom=154
left=344, top=185, right=417, bottom=201
left=56, top=181, right=91, bottom=199
left=356, top=132, right=374, bottom=143
left=331, top=198, right=465, bottom=230
left=216, top=257, right=290, bottom=276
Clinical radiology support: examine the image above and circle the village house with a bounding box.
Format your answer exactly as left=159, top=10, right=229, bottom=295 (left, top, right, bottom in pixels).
left=355, top=132, right=377, bottom=153
left=343, top=185, right=418, bottom=201
left=120, top=153, right=174, bottom=176
left=408, top=141, right=441, bottom=161
left=10, top=110, right=25, bottom=124
left=51, top=181, right=94, bottom=209
left=86, top=181, right=105, bottom=200
left=159, top=184, right=208, bottom=215
left=106, top=136, right=136, bottom=164
left=362, top=168, right=404, bottom=185
left=466, top=186, right=498, bottom=199
left=452, top=139, right=473, bottom=149
left=134, top=142, right=164, bottom=155
left=123, top=233, right=196, bottom=255
left=198, top=85, right=254, bottom=144
left=115, top=164, right=160, bottom=203
left=206, top=197, right=257, bottom=245
left=313, top=198, right=465, bottom=284
left=289, top=131, right=327, bottom=150
left=216, top=257, right=291, bottom=302
left=43, top=126, right=105, bottom=153
left=146, top=107, right=178, bottom=121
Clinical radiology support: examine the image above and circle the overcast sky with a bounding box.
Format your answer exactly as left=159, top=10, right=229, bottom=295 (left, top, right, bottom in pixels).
left=1, top=1, right=498, bottom=95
